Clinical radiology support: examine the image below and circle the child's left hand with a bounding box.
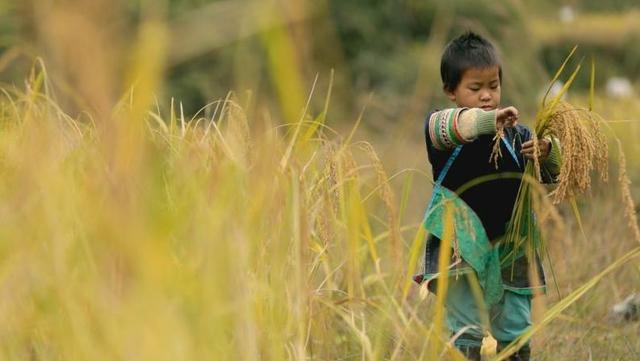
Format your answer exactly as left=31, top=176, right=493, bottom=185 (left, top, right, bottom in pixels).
left=521, top=138, right=551, bottom=160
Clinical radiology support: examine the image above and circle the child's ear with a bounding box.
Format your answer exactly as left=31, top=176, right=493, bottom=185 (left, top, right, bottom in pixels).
left=443, top=87, right=456, bottom=102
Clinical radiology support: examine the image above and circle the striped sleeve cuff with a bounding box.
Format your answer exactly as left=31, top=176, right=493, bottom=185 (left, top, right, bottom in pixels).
left=428, top=108, right=498, bottom=150
left=427, top=108, right=468, bottom=150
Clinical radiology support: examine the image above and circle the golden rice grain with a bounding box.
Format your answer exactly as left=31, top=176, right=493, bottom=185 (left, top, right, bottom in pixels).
left=543, top=102, right=608, bottom=204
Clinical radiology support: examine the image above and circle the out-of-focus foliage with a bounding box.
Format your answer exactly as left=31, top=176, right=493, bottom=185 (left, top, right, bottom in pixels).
left=0, top=0, right=639, bottom=121
left=324, top=1, right=543, bottom=115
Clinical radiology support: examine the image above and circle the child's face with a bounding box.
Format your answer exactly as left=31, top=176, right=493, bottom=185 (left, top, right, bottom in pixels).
left=445, top=66, right=501, bottom=110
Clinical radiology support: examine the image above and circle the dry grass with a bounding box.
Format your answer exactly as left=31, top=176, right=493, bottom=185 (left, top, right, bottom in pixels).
left=0, top=60, right=478, bottom=359
left=1, top=64, right=639, bottom=361
left=489, top=125, right=505, bottom=169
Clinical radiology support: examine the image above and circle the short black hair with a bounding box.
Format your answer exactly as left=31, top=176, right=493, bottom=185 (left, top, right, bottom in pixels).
left=440, top=32, right=502, bottom=92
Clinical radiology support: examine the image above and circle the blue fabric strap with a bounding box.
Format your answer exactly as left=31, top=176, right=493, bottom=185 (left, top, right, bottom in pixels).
left=426, top=145, right=463, bottom=211
left=501, top=136, right=520, bottom=169
left=436, top=145, right=463, bottom=185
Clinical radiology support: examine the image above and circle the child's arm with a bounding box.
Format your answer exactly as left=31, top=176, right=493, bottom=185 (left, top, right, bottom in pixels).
left=428, top=107, right=519, bottom=150
left=521, top=137, right=561, bottom=182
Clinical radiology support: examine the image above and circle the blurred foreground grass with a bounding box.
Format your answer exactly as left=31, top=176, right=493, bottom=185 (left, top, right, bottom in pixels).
left=0, top=62, right=476, bottom=360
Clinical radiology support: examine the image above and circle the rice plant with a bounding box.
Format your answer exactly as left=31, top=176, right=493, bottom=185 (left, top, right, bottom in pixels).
left=501, top=48, right=638, bottom=256
left=493, top=49, right=640, bottom=360
left=0, top=54, right=480, bottom=359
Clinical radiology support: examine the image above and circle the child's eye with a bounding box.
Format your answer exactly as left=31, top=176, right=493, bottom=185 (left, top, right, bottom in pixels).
left=469, top=87, right=480, bottom=91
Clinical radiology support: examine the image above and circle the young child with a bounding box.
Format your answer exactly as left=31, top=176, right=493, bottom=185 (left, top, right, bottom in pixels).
left=417, top=32, right=561, bottom=360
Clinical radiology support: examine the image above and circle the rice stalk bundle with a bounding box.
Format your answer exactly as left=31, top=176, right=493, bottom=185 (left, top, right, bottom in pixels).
left=503, top=48, right=640, bottom=259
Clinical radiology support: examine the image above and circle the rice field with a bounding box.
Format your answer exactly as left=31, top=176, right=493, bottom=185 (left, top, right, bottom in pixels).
left=0, top=62, right=464, bottom=360
left=1, top=63, right=639, bottom=361
left=0, top=1, right=639, bottom=360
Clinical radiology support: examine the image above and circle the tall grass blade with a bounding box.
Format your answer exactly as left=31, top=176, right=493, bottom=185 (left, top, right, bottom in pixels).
left=541, top=45, right=578, bottom=107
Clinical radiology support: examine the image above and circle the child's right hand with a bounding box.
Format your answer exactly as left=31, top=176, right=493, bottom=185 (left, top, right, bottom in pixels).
left=496, top=106, right=519, bottom=128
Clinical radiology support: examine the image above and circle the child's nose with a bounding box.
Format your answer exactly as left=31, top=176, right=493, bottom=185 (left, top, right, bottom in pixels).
left=480, top=91, right=492, bottom=101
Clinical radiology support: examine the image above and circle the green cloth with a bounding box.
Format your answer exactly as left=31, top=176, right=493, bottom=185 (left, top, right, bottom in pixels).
left=423, top=183, right=547, bottom=304
left=423, top=185, right=503, bottom=305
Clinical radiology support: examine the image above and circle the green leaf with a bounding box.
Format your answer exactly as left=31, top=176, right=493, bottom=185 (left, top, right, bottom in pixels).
left=589, top=57, right=596, bottom=112
left=541, top=45, right=578, bottom=108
